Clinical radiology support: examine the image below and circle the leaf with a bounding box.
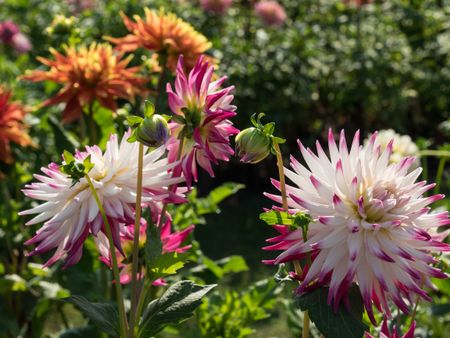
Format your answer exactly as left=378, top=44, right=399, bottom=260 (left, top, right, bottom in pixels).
left=48, top=116, right=80, bottom=154
left=63, top=150, right=75, bottom=163
left=138, top=281, right=216, bottom=337
left=59, top=326, right=100, bottom=338
left=295, top=286, right=368, bottom=338
left=127, top=115, right=143, bottom=127
left=208, top=182, right=245, bottom=205
left=147, top=252, right=189, bottom=281
left=221, top=255, right=249, bottom=275
left=144, top=221, right=163, bottom=265
left=144, top=100, right=155, bottom=118
left=92, top=104, right=116, bottom=148
left=63, top=295, right=120, bottom=337
left=259, top=210, right=293, bottom=226
left=263, top=122, right=275, bottom=135
left=431, top=304, right=450, bottom=316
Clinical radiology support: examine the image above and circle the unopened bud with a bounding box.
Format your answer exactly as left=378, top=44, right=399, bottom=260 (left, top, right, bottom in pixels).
left=136, top=114, right=170, bottom=147
left=235, top=127, right=271, bottom=164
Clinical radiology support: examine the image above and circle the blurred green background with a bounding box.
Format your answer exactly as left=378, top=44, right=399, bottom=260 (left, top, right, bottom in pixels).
left=1, top=0, right=450, bottom=337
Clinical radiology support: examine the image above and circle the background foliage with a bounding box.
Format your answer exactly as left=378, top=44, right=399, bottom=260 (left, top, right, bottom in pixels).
left=1, top=0, right=450, bottom=337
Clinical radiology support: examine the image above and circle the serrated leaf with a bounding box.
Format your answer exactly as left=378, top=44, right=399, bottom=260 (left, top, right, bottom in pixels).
left=148, top=252, right=189, bottom=281
left=296, top=286, right=368, bottom=338
left=259, top=210, right=293, bottom=226
left=138, top=281, right=216, bottom=337
left=63, top=295, right=119, bottom=337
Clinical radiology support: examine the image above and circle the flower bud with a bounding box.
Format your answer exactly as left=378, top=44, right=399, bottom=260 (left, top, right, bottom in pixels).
left=136, top=114, right=170, bottom=147
left=235, top=127, right=271, bottom=164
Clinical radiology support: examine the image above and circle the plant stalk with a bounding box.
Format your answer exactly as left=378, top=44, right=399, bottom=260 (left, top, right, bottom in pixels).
left=85, top=175, right=128, bottom=337
left=273, top=142, right=310, bottom=338
left=129, top=143, right=145, bottom=337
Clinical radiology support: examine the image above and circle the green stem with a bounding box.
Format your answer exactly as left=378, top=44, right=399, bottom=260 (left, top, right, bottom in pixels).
left=87, top=102, right=97, bottom=144
left=419, top=150, right=450, bottom=158
left=85, top=175, right=128, bottom=337
left=129, top=143, right=145, bottom=337
left=273, top=142, right=309, bottom=338
left=434, top=157, right=446, bottom=194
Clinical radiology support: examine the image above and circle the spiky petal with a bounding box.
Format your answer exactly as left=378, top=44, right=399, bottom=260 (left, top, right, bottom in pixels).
left=166, top=55, right=239, bottom=185
left=22, top=43, right=146, bottom=123
left=0, top=86, right=33, bottom=164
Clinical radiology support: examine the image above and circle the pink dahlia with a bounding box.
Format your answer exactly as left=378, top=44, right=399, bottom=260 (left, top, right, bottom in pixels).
left=264, top=129, right=449, bottom=322
left=20, top=132, right=183, bottom=268
left=254, top=1, right=287, bottom=27
left=365, top=318, right=415, bottom=338
left=166, top=55, right=238, bottom=185
left=200, top=0, right=233, bottom=15
left=0, top=21, right=32, bottom=53
left=96, top=209, right=194, bottom=285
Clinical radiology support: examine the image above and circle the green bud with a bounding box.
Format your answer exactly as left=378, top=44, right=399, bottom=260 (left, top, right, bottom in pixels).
left=136, top=114, right=170, bottom=147
left=235, top=127, right=272, bottom=164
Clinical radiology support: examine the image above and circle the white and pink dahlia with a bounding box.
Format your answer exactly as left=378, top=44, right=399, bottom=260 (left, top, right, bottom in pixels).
left=166, top=55, right=239, bottom=185
left=264, top=129, right=449, bottom=322
left=20, top=132, right=183, bottom=268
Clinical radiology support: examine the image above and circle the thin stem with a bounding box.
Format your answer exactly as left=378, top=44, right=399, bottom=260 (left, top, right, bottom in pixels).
left=420, top=149, right=450, bottom=158
left=85, top=175, right=128, bottom=337
left=156, top=135, right=185, bottom=229
left=135, top=283, right=150, bottom=325
left=87, top=102, right=97, bottom=144
left=273, top=142, right=309, bottom=338
left=411, top=294, right=420, bottom=323
left=129, top=143, right=145, bottom=337
left=434, top=157, right=446, bottom=194
left=273, top=142, right=288, bottom=211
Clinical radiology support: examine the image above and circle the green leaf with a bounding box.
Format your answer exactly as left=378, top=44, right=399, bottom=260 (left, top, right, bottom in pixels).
left=144, top=100, right=155, bottom=118
left=127, top=115, right=143, bottom=128
left=259, top=210, right=294, bottom=226
left=296, top=286, right=368, bottom=338
left=138, top=281, right=216, bottom=338
left=64, top=295, right=119, bottom=337
left=59, top=326, right=100, bottom=338
left=48, top=116, right=80, bottom=154
left=127, top=129, right=137, bottom=143
left=263, top=122, right=275, bottom=135
left=147, top=252, right=189, bottom=281
left=221, top=255, right=249, bottom=275
left=208, top=182, right=245, bottom=205
left=92, top=104, right=116, bottom=148
left=144, top=221, right=163, bottom=265
left=63, top=150, right=75, bottom=163
left=171, top=114, right=186, bottom=125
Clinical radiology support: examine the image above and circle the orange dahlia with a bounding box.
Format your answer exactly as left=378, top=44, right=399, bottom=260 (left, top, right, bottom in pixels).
left=0, top=86, right=32, bottom=164
left=22, top=43, right=146, bottom=123
left=106, top=8, right=212, bottom=71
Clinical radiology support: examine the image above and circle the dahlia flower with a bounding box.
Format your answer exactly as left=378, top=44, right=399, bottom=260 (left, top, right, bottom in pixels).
left=200, top=0, right=233, bottom=15
left=96, top=211, right=194, bottom=285
left=106, top=8, right=212, bottom=71
left=254, top=1, right=287, bottom=27
left=22, top=43, right=145, bottom=123
left=264, top=129, right=449, bottom=322
left=365, top=318, right=415, bottom=338
left=166, top=55, right=238, bottom=184
left=20, top=132, right=184, bottom=268
left=0, top=21, right=32, bottom=53
left=0, top=86, right=33, bottom=164
left=368, top=129, right=419, bottom=166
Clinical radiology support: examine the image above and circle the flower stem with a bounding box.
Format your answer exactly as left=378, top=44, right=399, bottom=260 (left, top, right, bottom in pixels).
left=420, top=149, right=450, bottom=158
left=434, top=157, right=447, bottom=194
left=129, top=142, right=145, bottom=337
left=273, top=141, right=310, bottom=338
left=85, top=175, right=128, bottom=337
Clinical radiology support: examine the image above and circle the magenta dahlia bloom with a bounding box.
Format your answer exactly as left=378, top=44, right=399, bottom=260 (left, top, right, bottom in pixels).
left=365, top=318, right=415, bottom=338
left=264, top=129, right=449, bottom=322
left=200, top=0, right=233, bottom=15
left=96, top=209, right=194, bottom=285
left=20, top=132, right=184, bottom=268
left=166, top=55, right=239, bottom=185
left=254, top=0, right=287, bottom=27
left=0, top=21, right=31, bottom=53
